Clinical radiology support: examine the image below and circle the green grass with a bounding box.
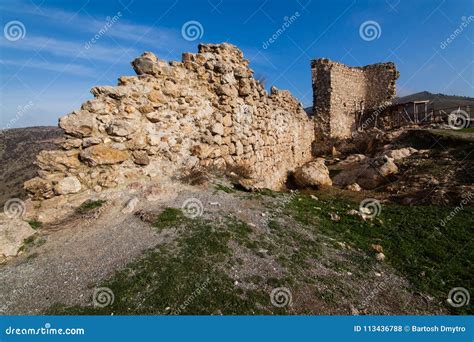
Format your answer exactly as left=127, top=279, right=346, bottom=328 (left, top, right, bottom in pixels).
left=48, top=210, right=276, bottom=315
left=76, top=200, right=106, bottom=214
left=153, top=208, right=184, bottom=231
left=27, top=220, right=42, bottom=229
left=18, top=235, right=46, bottom=253
left=429, top=128, right=474, bottom=142
left=46, top=192, right=473, bottom=315
left=286, top=193, right=474, bottom=314
left=214, top=183, right=236, bottom=194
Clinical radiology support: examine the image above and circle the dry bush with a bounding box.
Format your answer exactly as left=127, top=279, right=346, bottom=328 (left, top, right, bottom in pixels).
left=178, top=168, right=210, bottom=186
left=225, top=162, right=253, bottom=179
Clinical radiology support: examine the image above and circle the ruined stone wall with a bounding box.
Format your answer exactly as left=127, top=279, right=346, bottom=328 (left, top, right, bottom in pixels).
left=311, top=59, right=398, bottom=147
left=25, top=43, right=314, bottom=201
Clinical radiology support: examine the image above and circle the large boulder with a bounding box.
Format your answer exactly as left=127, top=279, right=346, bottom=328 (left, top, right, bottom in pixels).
left=333, top=155, right=398, bottom=189
left=80, top=144, right=129, bottom=166
left=54, top=176, right=82, bottom=195
left=294, top=158, right=332, bottom=187
left=0, top=219, right=36, bottom=258
left=131, top=52, right=159, bottom=75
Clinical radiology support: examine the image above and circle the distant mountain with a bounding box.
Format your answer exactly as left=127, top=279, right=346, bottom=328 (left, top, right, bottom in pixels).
left=394, top=91, right=474, bottom=110
left=0, top=126, right=62, bottom=205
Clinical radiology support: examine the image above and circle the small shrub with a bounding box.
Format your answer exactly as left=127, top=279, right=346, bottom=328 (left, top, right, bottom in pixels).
left=27, top=220, right=42, bottom=230
left=76, top=200, right=106, bottom=214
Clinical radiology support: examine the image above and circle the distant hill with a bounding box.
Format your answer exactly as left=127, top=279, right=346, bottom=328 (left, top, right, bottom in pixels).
left=305, top=91, right=474, bottom=115
left=0, top=126, right=62, bottom=205
left=394, top=91, right=474, bottom=110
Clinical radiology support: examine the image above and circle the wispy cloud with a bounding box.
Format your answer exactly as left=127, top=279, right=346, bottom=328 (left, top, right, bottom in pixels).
left=0, top=58, right=96, bottom=77
left=0, top=1, right=186, bottom=55
left=0, top=35, right=140, bottom=63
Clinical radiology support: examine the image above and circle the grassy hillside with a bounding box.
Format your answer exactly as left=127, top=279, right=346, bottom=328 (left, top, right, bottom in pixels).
left=0, top=126, right=62, bottom=205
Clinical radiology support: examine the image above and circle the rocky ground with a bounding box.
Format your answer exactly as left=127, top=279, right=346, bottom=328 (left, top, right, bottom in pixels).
left=0, top=176, right=472, bottom=315
left=0, top=126, right=472, bottom=315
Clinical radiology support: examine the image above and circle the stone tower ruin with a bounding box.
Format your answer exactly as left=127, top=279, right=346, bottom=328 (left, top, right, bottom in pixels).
left=311, top=58, right=399, bottom=149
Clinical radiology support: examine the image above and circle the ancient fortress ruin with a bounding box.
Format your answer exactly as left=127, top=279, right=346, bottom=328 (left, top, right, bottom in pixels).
left=311, top=58, right=399, bottom=149
left=24, top=43, right=398, bottom=203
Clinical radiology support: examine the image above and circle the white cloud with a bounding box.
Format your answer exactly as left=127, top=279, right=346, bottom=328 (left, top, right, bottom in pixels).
left=0, top=1, right=186, bottom=56
left=0, top=35, right=140, bottom=64
left=0, top=58, right=96, bottom=77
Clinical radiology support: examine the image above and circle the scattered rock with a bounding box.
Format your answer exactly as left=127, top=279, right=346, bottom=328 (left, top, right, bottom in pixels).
left=346, top=183, right=362, bottom=192
left=371, top=244, right=384, bottom=253
left=329, top=212, right=340, bottom=221
left=294, top=158, right=332, bottom=187
left=0, top=219, right=36, bottom=258
left=333, top=156, right=398, bottom=189
left=121, top=197, right=139, bottom=214
left=383, top=147, right=417, bottom=161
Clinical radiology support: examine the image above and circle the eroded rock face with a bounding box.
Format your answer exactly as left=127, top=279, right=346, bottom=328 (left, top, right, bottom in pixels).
left=25, top=43, right=314, bottom=201
left=0, top=219, right=36, bottom=258
left=294, top=158, right=332, bottom=187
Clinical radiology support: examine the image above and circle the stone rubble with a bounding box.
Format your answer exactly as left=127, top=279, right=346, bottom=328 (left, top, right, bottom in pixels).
left=25, top=43, right=314, bottom=204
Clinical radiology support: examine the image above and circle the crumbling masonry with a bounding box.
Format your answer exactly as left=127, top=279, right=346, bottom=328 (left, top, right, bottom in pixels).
left=24, top=43, right=398, bottom=204
left=25, top=43, right=314, bottom=201
left=311, top=58, right=399, bottom=150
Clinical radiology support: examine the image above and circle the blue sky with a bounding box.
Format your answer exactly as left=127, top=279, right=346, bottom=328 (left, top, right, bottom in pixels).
left=0, top=0, right=473, bottom=128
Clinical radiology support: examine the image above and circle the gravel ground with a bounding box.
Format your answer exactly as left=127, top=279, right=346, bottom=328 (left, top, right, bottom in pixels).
left=0, top=181, right=446, bottom=315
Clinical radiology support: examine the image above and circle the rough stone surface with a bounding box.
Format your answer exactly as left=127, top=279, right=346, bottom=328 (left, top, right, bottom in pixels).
left=311, top=59, right=399, bottom=151
left=382, top=147, right=417, bottom=160
left=79, top=144, right=129, bottom=166
left=25, top=43, right=314, bottom=201
left=333, top=156, right=398, bottom=189
left=0, top=219, right=36, bottom=258
left=54, top=176, right=82, bottom=195
left=294, top=158, right=332, bottom=187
